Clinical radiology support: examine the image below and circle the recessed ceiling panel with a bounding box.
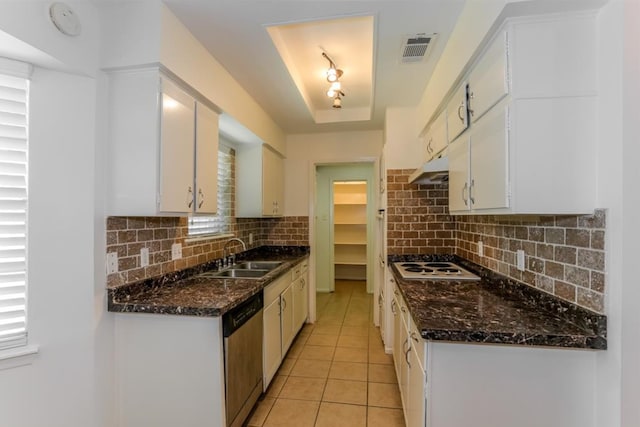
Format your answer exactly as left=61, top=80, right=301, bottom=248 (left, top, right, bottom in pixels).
left=267, top=15, right=374, bottom=124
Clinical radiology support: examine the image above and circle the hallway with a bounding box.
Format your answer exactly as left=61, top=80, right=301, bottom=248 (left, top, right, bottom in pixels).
left=247, top=280, right=404, bottom=427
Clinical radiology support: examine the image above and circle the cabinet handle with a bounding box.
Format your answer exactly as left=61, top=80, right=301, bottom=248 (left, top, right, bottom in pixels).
left=462, top=182, right=468, bottom=206
left=281, top=297, right=287, bottom=311
left=405, top=345, right=412, bottom=368
left=300, top=278, right=305, bottom=289
left=197, top=188, right=205, bottom=208
left=457, top=102, right=466, bottom=124
left=401, top=305, right=407, bottom=313
left=391, top=300, right=397, bottom=314
left=411, top=331, right=420, bottom=343
left=187, top=186, right=194, bottom=208
left=469, top=179, right=475, bottom=205
left=378, top=294, right=382, bottom=306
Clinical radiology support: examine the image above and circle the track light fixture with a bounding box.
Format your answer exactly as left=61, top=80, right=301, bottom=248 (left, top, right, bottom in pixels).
left=322, top=52, right=345, bottom=108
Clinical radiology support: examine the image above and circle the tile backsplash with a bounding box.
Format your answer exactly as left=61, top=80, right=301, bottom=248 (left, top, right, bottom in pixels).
left=387, top=169, right=606, bottom=313
left=106, top=216, right=309, bottom=288
left=386, top=169, right=455, bottom=254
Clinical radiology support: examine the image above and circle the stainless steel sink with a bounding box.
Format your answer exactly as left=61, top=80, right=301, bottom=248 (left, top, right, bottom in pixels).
left=200, top=269, right=269, bottom=279
left=196, top=260, right=283, bottom=280
left=233, top=261, right=283, bottom=271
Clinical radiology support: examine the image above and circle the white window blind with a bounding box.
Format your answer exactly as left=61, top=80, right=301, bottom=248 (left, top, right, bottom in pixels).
left=0, top=59, right=30, bottom=351
left=188, top=145, right=233, bottom=236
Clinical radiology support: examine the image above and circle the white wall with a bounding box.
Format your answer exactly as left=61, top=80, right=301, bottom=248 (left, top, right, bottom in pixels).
left=284, top=130, right=383, bottom=216
left=619, top=0, right=640, bottom=424
left=0, top=3, right=113, bottom=427
left=594, top=1, right=624, bottom=425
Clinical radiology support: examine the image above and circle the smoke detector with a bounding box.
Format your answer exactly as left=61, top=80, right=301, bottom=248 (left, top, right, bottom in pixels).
left=400, top=33, right=438, bottom=63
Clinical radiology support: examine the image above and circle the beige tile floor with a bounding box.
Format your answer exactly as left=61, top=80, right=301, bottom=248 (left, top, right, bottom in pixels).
left=247, top=280, right=405, bottom=427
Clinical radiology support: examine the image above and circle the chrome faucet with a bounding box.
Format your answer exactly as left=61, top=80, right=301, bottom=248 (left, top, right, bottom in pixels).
left=223, top=237, right=247, bottom=263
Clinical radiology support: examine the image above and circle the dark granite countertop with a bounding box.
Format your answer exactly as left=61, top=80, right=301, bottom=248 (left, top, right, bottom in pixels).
left=108, top=246, right=309, bottom=317
left=388, top=254, right=607, bottom=350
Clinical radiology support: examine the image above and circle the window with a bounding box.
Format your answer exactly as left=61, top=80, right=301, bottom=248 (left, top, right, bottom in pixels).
left=188, top=144, right=233, bottom=236
left=0, top=59, right=31, bottom=351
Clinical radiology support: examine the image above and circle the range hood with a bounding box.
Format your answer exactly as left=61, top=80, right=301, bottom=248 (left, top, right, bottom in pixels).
left=408, top=155, right=449, bottom=184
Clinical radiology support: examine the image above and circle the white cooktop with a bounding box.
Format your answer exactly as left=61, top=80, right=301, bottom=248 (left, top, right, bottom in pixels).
left=393, top=261, right=480, bottom=280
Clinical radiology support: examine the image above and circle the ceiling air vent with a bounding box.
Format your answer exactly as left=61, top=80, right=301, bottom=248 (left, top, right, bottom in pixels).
left=400, top=33, right=438, bottom=63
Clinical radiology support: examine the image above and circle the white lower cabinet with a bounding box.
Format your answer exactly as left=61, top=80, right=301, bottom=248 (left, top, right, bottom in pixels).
left=292, top=260, right=309, bottom=332
left=393, top=282, right=424, bottom=427
left=263, top=258, right=309, bottom=389
left=262, top=295, right=283, bottom=388
left=280, top=283, right=295, bottom=355
left=406, top=325, right=426, bottom=427
left=391, top=282, right=598, bottom=427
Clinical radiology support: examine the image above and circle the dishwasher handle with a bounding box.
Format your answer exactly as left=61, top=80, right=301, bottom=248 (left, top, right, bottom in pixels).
left=223, top=291, right=263, bottom=337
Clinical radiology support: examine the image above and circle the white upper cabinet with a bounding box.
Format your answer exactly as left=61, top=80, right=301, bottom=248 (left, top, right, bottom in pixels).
left=445, top=12, right=597, bottom=215
left=447, top=134, right=470, bottom=213
left=467, top=30, right=509, bottom=123
left=423, top=111, right=448, bottom=162
left=195, top=103, right=219, bottom=214
left=446, top=84, right=469, bottom=143
left=236, top=144, right=285, bottom=217
left=450, top=103, right=510, bottom=213
left=158, top=79, right=196, bottom=213
left=107, top=67, right=219, bottom=216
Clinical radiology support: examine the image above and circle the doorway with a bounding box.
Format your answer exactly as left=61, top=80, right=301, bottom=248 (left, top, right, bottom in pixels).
left=315, top=163, right=375, bottom=294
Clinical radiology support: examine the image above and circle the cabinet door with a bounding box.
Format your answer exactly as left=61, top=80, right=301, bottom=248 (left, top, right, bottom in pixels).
left=446, top=84, right=469, bottom=142
left=300, top=273, right=308, bottom=327
left=470, top=104, right=510, bottom=210
left=263, top=297, right=282, bottom=389
left=399, top=305, right=410, bottom=418
left=194, top=103, right=219, bottom=214
left=382, top=275, right=395, bottom=349
left=468, top=31, right=509, bottom=123
left=159, top=78, right=195, bottom=213
left=448, top=135, right=471, bottom=212
left=292, top=275, right=308, bottom=332
left=262, top=146, right=284, bottom=216
left=280, top=284, right=295, bottom=355
left=407, top=346, right=426, bottom=427
left=392, top=291, right=403, bottom=382
left=430, top=112, right=448, bottom=158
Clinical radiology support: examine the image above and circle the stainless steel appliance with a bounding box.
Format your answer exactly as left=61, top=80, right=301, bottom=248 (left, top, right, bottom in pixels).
left=393, top=261, right=480, bottom=280
left=223, top=292, right=263, bottom=427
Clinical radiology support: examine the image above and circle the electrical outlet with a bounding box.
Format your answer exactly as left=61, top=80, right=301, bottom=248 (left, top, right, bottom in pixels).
left=249, top=233, right=253, bottom=245
left=106, top=252, right=118, bottom=274
left=516, top=249, right=525, bottom=271
left=478, top=241, right=484, bottom=257
left=171, top=243, right=182, bottom=260
left=140, top=247, right=149, bottom=267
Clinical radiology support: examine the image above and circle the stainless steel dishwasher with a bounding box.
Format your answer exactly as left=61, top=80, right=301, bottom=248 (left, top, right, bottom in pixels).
left=223, top=291, right=263, bottom=427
